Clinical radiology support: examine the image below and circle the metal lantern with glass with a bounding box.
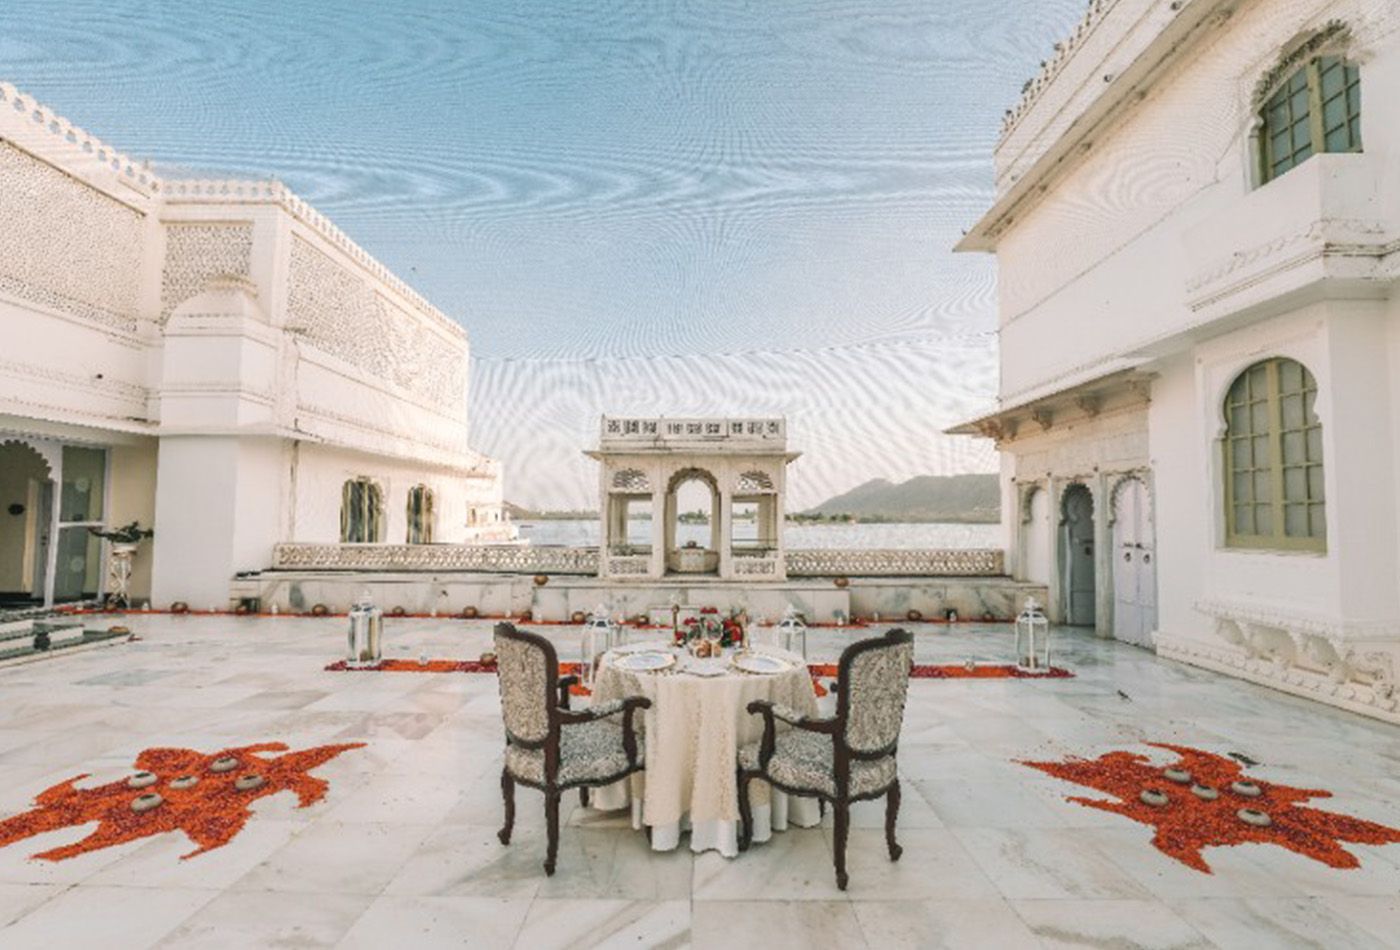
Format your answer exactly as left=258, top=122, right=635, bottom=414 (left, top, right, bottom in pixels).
left=1014, top=596, right=1051, bottom=672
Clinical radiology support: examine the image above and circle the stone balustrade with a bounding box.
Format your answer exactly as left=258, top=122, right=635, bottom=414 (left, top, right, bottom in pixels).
left=271, top=543, right=599, bottom=574
left=270, top=543, right=1006, bottom=578
left=784, top=548, right=1004, bottom=577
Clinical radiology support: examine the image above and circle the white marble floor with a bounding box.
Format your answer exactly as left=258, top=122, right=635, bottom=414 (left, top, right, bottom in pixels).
left=0, top=614, right=1397, bottom=949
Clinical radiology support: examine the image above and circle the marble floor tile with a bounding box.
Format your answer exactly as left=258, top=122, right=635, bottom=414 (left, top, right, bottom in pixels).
left=231, top=821, right=434, bottom=896
left=1011, top=898, right=1213, bottom=949
left=0, top=614, right=1398, bottom=946
left=1170, top=896, right=1397, bottom=950
left=0, top=884, right=216, bottom=949
left=338, top=895, right=532, bottom=949
left=954, top=827, right=1156, bottom=901
left=155, top=888, right=373, bottom=948
left=513, top=898, right=690, bottom=950
left=691, top=899, right=863, bottom=950
left=851, top=898, right=1042, bottom=949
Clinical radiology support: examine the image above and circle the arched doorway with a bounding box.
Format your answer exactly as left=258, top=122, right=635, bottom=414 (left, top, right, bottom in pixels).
left=0, top=440, right=54, bottom=607
left=1020, top=484, right=1051, bottom=585
left=665, top=467, right=719, bottom=575
left=1111, top=476, right=1157, bottom=647
left=1061, top=483, right=1096, bottom=626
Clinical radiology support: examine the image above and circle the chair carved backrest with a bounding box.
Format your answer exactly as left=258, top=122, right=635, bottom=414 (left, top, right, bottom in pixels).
left=494, top=623, right=556, bottom=745
left=836, top=628, right=914, bottom=757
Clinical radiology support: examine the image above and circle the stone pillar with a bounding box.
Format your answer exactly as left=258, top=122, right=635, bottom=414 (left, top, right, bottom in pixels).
left=650, top=486, right=667, bottom=579
left=1046, top=475, right=1064, bottom=624
left=1094, top=471, right=1113, bottom=639
left=718, top=487, right=734, bottom=579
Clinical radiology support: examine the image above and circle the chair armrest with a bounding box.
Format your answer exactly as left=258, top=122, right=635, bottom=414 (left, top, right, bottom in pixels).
left=557, top=674, right=580, bottom=710
left=745, top=699, right=837, bottom=770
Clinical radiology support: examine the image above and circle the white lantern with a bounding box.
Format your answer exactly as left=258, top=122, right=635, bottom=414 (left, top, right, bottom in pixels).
left=1014, top=597, right=1051, bottom=672
left=777, top=604, right=808, bottom=659
left=581, top=603, right=619, bottom=683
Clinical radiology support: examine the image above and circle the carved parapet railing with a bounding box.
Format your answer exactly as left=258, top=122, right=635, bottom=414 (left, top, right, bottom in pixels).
left=784, top=549, right=1004, bottom=577
left=271, top=544, right=598, bottom=574
left=1155, top=599, right=1400, bottom=723
left=605, top=556, right=652, bottom=577
left=733, top=549, right=781, bottom=577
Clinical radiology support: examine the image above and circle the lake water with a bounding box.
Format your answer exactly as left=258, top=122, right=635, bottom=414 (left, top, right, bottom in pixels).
left=514, top=519, right=1001, bottom=549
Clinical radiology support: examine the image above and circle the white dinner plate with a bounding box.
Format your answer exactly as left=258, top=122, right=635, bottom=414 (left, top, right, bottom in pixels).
left=683, top=659, right=728, bottom=677
left=612, top=651, right=675, bottom=672
left=731, top=653, right=789, bottom=675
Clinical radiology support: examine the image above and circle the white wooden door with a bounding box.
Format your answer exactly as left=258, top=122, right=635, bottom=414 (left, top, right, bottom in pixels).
left=1112, top=478, right=1157, bottom=648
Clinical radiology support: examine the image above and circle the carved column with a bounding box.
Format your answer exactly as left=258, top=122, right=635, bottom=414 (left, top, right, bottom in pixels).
left=650, top=485, right=667, bottom=579
left=718, top=487, right=734, bottom=579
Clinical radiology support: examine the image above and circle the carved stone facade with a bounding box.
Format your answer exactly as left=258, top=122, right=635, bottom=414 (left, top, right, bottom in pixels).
left=0, top=82, right=507, bottom=610
left=160, top=223, right=254, bottom=322
left=286, top=236, right=464, bottom=409
left=956, top=1, right=1400, bottom=725
left=0, top=141, right=143, bottom=333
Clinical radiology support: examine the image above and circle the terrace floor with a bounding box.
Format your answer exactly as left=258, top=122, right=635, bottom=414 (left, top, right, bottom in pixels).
left=0, top=615, right=1398, bottom=949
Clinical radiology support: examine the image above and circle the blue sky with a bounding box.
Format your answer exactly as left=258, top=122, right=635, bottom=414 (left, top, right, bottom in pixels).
left=5, top=0, right=1084, bottom=508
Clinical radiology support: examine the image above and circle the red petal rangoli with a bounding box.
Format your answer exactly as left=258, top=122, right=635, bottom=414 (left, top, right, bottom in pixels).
left=0, top=742, right=363, bottom=862
left=1021, top=742, right=1400, bottom=873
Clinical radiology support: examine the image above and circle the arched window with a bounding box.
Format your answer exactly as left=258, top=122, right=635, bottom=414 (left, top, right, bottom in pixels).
left=1223, top=358, right=1325, bottom=551
left=406, top=485, right=434, bottom=544
left=1259, top=53, right=1360, bottom=184
left=340, top=478, right=384, bottom=543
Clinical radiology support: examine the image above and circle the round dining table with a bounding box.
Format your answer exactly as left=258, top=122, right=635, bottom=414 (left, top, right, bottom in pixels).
left=589, top=642, right=822, bottom=857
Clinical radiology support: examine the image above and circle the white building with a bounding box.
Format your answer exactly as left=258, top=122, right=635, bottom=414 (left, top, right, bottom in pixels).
left=953, top=0, right=1400, bottom=723
left=0, top=83, right=510, bottom=611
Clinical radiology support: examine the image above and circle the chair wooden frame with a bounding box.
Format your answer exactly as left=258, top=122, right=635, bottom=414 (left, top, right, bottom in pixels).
left=737, top=627, right=913, bottom=890
left=494, top=622, right=650, bottom=875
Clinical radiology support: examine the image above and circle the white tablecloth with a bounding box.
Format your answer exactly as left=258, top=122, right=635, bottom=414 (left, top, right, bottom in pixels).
left=589, top=645, right=821, bottom=857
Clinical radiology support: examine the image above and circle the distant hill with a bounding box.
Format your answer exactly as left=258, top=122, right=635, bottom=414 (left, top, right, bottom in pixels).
left=803, top=474, right=999, bottom=523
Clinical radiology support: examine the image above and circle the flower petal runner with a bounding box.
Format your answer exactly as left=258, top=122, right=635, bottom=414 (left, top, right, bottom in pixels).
left=0, top=742, right=363, bottom=861
left=1021, top=742, right=1400, bottom=873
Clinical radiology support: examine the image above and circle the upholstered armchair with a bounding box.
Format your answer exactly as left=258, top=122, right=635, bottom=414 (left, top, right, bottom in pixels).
left=737, top=627, right=914, bottom=889
left=493, top=622, right=650, bottom=875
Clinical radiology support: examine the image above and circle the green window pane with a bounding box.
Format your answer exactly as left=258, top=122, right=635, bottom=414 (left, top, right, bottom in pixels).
left=59, top=446, right=106, bottom=522
left=1282, top=431, right=1305, bottom=465
left=1233, top=471, right=1253, bottom=504
left=1251, top=402, right=1270, bottom=430
left=1255, top=506, right=1274, bottom=535
left=1346, top=83, right=1360, bottom=115
left=1284, top=466, right=1306, bottom=501
left=1249, top=364, right=1268, bottom=390
left=1279, top=360, right=1302, bottom=391
left=1306, top=427, right=1323, bottom=461
left=1294, top=141, right=1313, bottom=163
left=1252, top=435, right=1271, bottom=467
left=1308, top=465, right=1325, bottom=501
left=1284, top=504, right=1309, bottom=537
left=1253, top=470, right=1272, bottom=503
left=1235, top=505, right=1254, bottom=535
left=1282, top=394, right=1305, bottom=429
left=1230, top=405, right=1249, bottom=432
left=1310, top=505, right=1327, bottom=538
left=1232, top=438, right=1252, bottom=468
left=1325, top=126, right=1350, bottom=151
left=1322, top=95, right=1345, bottom=132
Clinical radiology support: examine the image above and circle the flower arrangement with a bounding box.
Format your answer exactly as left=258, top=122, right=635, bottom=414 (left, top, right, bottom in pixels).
left=675, top=606, right=744, bottom=654
left=87, top=521, right=154, bottom=545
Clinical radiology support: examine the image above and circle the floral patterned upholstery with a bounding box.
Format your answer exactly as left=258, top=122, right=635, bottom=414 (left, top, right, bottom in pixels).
left=495, top=628, right=550, bottom=744
left=506, top=717, right=645, bottom=787
left=738, top=729, right=896, bottom=797
left=843, top=638, right=913, bottom=754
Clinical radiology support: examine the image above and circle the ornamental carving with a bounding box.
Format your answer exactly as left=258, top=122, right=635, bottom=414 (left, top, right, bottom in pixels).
left=286, top=236, right=465, bottom=409
left=736, top=470, right=774, bottom=493
left=785, top=549, right=1003, bottom=577
left=159, top=223, right=254, bottom=322
left=0, top=142, right=142, bottom=332
left=273, top=543, right=598, bottom=574
left=610, top=468, right=650, bottom=492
